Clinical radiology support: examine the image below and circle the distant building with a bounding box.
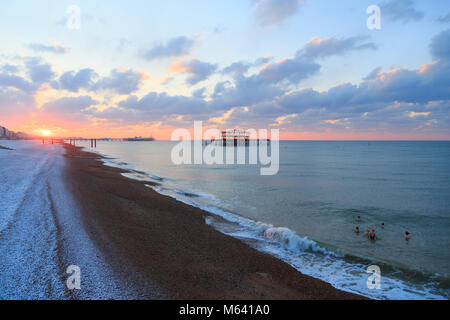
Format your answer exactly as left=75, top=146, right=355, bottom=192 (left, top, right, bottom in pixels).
left=0, top=125, right=32, bottom=140
left=0, top=126, right=10, bottom=139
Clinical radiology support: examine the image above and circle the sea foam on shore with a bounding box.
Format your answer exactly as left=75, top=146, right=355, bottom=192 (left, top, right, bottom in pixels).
left=86, top=144, right=449, bottom=300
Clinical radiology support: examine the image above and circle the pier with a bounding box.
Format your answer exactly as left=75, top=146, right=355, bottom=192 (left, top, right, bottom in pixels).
left=205, top=129, right=271, bottom=146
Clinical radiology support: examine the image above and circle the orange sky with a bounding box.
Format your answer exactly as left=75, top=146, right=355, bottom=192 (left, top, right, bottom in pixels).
left=5, top=118, right=448, bottom=141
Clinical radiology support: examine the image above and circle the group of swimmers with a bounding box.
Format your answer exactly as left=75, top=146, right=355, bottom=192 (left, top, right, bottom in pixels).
left=353, top=216, right=411, bottom=241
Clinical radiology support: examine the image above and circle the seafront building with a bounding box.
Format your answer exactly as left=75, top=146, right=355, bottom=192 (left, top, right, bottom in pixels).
left=0, top=125, right=30, bottom=140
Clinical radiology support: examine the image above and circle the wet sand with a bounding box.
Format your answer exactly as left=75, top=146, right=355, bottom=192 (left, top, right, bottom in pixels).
left=63, top=143, right=365, bottom=300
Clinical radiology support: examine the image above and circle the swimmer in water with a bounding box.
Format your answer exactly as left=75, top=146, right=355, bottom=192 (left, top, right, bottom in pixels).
left=381, top=222, right=385, bottom=229
left=369, top=229, right=377, bottom=241
left=405, top=231, right=411, bottom=240
left=365, top=229, right=370, bottom=237
left=357, top=215, right=361, bottom=222
left=354, top=226, right=360, bottom=234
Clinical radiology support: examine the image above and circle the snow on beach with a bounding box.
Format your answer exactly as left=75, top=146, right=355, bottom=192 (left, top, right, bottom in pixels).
left=0, top=141, right=148, bottom=299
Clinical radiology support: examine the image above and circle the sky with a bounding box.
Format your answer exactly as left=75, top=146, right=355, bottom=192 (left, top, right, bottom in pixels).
left=0, top=0, right=449, bottom=140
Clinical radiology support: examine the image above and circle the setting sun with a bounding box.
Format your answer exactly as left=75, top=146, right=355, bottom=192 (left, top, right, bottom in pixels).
left=41, top=129, right=51, bottom=137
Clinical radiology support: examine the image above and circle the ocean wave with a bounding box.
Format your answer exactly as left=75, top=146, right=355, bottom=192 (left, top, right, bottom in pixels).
left=256, top=225, right=336, bottom=256
left=147, top=183, right=449, bottom=300
left=90, top=146, right=449, bottom=300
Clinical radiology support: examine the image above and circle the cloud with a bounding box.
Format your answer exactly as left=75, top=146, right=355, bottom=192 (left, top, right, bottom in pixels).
left=222, top=56, right=273, bottom=75
left=269, top=113, right=298, bottom=126
left=51, top=67, right=146, bottom=94
left=298, top=36, right=377, bottom=59
left=0, top=72, right=35, bottom=93
left=116, top=92, right=210, bottom=118
left=363, top=67, right=382, bottom=81
left=222, top=62, right=251, bottom=75
left=0, top=59, right=55, bottom=94
left=408, top=111, right=430, bottom=118
left=3, top=29, right=449, bottom=137
left=41, top=96, right=98, bottom=114
left=258, top=57, right=320, bottom=84
left=143, top=36, right=195, bottom=61
left=278, top=58, right=450, bottom=114
left=437, top=13, right=450, bottom=24
left=0, top=87, right=35, bottom=118
left=210, top=74, right=284, bottom=109
left=168, top=59, right=217, bottom=85
left=1, top=64, right=19, bottom=73
left=28, top=41, right=70, bottom=54
left=253, top=0, right=306, bottom=26
left=192, top=87, right=207, bottom=98
left=52, top=68, right=97, bottom=92
left=36, top=96, right=100, bottom=125
left=429, top=29, right=450, bottom=61
left=25, top=58, right=55, bottom=85
left=379, top=0, right=424, bottom=23
left=93, top=68, right=146, bottom=94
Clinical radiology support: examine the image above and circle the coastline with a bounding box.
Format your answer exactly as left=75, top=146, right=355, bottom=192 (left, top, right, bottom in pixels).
left=63, top=143, right=366, bottom=299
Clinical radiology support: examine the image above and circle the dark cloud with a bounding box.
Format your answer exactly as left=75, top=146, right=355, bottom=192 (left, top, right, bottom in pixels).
left=52, top=68, right=97, bottom=92
left=0, top=73, right=35, bottom=93
left=93, top=68, right=145, bottom=94
left=171, top=59, right=218, bottom=85
left=143, top=36, right=195, bottom=61
left=222, top=56, right=273, bottom=75
left=212, top=81, right=232, bottom=98
left=258, top=57, right=320, bottom=84
left=41, top=96, right=98, bottom=116
left=222, top=62, right=251, bottom=75
left=429, top=29, right=450, bottom=61
left=379, top=0, right=424, bottom=23
left=25, top=58, right=54, bottom=85
left=117, top=92, right=209, bottom=117
left=1, top=64, right=19, bottom=73
left=252, top=0, right=306, bottom=26
left=278, top=59, right=450, bottom=114
left=298, top=36, right=378, bottom=59
left=363, top=67, right=382, bottom=81
left=211, top=74, right=284, bottom=109
left=192, top=87, right=207, bottom=98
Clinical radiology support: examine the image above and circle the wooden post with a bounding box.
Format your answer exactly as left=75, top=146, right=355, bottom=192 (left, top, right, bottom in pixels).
left=94, top=139, right=97, bottom=148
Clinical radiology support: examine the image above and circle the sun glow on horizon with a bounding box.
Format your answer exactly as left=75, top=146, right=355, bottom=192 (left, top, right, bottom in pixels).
left=41, top=129, right=52, bottom=137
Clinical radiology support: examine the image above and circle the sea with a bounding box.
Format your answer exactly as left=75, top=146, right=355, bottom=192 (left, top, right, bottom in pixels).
left=77, top=140, right=450, bottom=300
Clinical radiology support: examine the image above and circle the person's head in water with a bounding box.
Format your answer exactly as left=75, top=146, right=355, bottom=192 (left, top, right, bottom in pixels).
left=365, top=229, right=370, bottom=237
left=369, top=229, right=377, bottom=240
left=405, top=231, right=411, bottom=240
left=357, top=216, right=361, bottom=221
left=381, top=222, right=385, bottom=228
left=354, top=226, right=360, bottom=233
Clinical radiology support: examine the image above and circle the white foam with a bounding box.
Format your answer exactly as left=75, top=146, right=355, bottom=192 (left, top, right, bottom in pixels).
left=148, top=183, right=448, bottom=300
left=91, top=145, right=449, bottom=300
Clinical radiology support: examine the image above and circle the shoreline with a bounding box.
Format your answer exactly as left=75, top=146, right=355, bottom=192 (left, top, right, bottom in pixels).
left=63, top=143, right=365, bottom=299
